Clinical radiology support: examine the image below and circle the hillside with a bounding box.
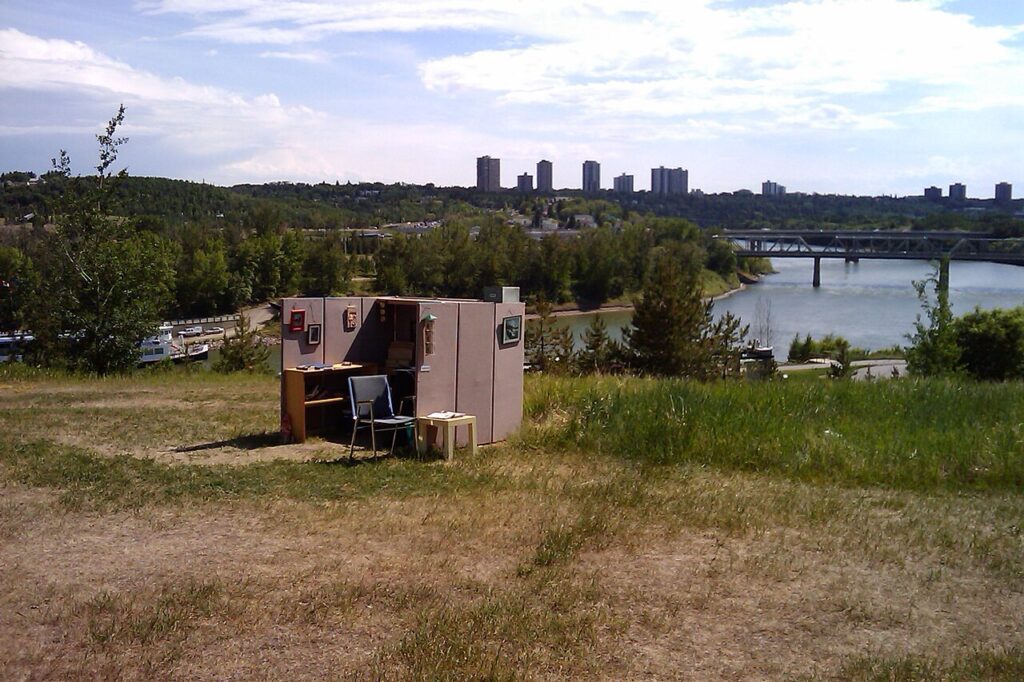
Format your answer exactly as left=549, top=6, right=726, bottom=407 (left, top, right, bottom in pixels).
left=1, top=368, right=1021, bottom=678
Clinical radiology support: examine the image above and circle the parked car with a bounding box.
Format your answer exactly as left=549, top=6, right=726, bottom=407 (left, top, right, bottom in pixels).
left=205, top=326, right=225, bottom=335
left=180, top=326, right=204, bottom=337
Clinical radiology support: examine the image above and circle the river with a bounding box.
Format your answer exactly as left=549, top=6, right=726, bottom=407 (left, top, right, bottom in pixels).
left=552, top=259, right=1024, bottom=360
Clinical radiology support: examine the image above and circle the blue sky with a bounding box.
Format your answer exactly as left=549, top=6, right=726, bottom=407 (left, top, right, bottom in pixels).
left=1, top=0, right=1022, bottom=196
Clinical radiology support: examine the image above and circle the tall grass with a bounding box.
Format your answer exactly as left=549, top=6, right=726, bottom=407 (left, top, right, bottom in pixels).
left=521, top=375, right=1024, bottom=491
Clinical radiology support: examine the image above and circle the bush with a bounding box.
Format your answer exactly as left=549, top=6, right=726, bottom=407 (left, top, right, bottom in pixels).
left=953, top=307, right=1024, bottom=381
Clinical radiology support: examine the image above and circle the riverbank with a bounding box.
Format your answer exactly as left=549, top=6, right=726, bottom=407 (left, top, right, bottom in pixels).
left=526, top=276, right=756, bottom=320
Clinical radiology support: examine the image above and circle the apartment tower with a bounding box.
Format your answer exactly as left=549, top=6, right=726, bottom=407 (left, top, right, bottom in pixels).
left=582, top=160, right=601, bottom=193
left=476, top=156, right=501, bottom=192
left=536, top=160, right=553, bottom=193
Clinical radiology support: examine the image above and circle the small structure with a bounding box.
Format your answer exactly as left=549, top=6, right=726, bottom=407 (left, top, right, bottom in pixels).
left=280, top=295, right=525, bottom=448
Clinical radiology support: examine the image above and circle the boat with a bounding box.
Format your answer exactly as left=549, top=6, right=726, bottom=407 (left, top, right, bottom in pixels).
left=0, top=332, right=34, bottom=363
left=139, top=324, right=210, bottom=365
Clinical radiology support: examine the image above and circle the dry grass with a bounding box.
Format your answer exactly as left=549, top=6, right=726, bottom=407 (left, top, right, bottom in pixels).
left=1, top=368, right=1022, bottom=679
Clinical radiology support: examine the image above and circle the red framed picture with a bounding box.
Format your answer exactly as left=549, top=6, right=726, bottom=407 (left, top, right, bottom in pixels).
left=288, top=308, right=306, bottom=332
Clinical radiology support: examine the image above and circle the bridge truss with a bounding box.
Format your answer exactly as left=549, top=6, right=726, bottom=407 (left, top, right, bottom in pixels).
left=720, top=230, right=1024, bottom=265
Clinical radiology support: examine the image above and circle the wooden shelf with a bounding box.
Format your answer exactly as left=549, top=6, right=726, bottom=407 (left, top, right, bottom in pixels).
left=305, top=396, right=346, bottom=406
left=283, top=365, right=367, bottom=443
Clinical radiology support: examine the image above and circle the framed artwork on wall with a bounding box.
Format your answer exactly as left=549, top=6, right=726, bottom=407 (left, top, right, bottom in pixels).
left=501, top=315, right=522, bottom=345
left=307, top=323, right=322, bottom=345
left=288, top=308, right=306, bottom=332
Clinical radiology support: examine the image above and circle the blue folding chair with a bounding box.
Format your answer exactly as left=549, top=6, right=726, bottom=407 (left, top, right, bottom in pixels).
left=348, top=375, right=416, bottom=458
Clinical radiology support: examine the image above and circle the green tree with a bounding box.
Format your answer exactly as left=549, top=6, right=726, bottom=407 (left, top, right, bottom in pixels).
left=213, top=311, right=269, bottom=373
left=302, top=233, right=351, bottom=296
left=905, top=266, right=961, bottom=377
left=628, top=248, right=747, bottom=379
left=953, top=306, right=1024, bottom=380
left=828, top=338, right=854, bottom=379
left=30, top=106, right=175, bottom=373
left=577, top=315, right=612, bottom=374
left=0, top=246, right=37, bottom=333
left=525, top=298, right=557, bottom=372
left=627, top=250, right=706, bottom=377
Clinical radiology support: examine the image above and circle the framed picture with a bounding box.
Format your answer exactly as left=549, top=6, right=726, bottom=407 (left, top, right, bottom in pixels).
left=288, top=308, right=306, bottom=332
left=501, top=315, right=522, bottom=345
left=307, top=323, right=322, bottom=345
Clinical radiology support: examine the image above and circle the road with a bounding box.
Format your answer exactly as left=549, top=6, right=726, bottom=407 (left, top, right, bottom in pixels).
left=780, top=359, right=908, bottom=380
left=170, top=303, right=276, bottom=341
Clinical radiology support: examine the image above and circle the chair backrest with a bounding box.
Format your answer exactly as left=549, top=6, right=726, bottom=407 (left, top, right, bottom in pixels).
left=348, top=375, right=394, bottom=420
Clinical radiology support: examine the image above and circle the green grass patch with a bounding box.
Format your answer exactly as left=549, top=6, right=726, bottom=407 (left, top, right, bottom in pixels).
left=521, top=375, right=1024, bottom=492
left=824, top=647, right=1024, bottom=681
left=0, top=440, right=502, bottom=510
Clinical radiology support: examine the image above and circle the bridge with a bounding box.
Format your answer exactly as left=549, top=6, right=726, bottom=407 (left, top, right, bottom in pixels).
left=717, top=229, right=1024, bottom=287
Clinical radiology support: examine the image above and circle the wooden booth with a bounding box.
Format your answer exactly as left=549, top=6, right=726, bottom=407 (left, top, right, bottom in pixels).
left=280, top=295, right=525, bottom=448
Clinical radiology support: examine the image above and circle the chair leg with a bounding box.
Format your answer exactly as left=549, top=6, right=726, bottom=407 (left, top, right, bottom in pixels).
left=370, top=423, right=377, bottom=457
left=389, top=428, right=398, bottom=456
left=349, top=422, right=358, bottom=460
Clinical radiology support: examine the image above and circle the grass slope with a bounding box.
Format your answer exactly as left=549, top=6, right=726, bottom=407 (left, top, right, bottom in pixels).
left=0, top=367, right=1022, bottom=679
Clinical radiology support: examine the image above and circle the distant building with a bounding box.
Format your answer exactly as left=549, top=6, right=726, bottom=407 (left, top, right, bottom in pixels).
left=613, top=173, right=634, bottom=193
left=762, top=180, right=786, bottom=197
left=537, top=160, right=553, bottom=193
left=949, top=182, right=967, bottom=202
left=924, top=186, right=943, bottom=201
left=651, top=166, right=688, bottom=195
left=517, top=173, right=534, bottom=192
left=476, top=156, right=501, bottom=192
left=582, top=160, right=601, bottom=193
left=995, top=182, right=1013, bottom=204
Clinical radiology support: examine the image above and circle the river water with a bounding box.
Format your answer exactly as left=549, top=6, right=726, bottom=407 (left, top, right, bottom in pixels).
left=553, top=259, right=1024, bottom=360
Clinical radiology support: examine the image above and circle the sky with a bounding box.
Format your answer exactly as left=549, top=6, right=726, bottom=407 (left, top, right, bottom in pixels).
left=1, top=0, right=1023, bottom=196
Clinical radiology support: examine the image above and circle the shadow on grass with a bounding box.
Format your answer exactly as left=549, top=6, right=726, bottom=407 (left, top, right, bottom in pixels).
left=174, top=431, right=282, bottom=453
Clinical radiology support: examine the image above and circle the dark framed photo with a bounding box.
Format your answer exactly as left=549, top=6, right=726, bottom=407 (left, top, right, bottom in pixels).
left=501, top=315, right=522, bottom=345
left=307, top=323, right=322, bottom=345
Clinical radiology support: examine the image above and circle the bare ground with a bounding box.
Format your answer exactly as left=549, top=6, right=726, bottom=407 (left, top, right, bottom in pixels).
left=1, top=374, right=1022, bottom=679
left=2, top=474, right=1022, bottom=680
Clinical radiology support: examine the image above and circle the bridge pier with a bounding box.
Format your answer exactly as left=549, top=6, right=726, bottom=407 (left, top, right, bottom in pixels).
left=812, top=257, right=821, bottom=288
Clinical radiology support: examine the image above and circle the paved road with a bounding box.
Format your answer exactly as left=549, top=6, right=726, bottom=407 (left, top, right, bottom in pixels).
left=781, top=359, right=908, bottom=381
left=171, top=303, right=276, bottom=341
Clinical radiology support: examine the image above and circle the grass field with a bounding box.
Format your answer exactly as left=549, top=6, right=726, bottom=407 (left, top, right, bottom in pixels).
left=1, top=366, right=1022, bottom=679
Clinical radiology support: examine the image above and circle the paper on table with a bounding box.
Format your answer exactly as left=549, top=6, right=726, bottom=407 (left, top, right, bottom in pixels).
left=426, top=411, right=465, bottom=419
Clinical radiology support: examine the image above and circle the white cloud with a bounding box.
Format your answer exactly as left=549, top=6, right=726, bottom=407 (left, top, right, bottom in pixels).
left=259, top=49, right=330, bottom=63
left=0, top=28, right=515, bottom=185
left=136, top=0, right=1024, bottom=135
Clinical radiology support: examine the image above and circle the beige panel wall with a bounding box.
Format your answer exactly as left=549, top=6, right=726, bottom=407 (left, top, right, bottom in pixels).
left=492, top=302, right=525, bottom=442
left=456, top=302, right=495, bottom=445
left=322, top=297, right=362, bottom=365
left=281, top=298, right=325, bottom=369
left=350, top=299, right=389, bottom=366
left=414, top=302, right=459, bottom=444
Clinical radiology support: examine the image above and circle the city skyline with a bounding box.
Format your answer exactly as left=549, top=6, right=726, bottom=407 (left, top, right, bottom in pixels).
left=2, top=2, right=1024, bottom=195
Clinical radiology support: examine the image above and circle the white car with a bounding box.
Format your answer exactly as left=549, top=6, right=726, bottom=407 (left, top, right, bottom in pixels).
left=181, top=326, right=204, bottom=337
left=205, top=326, right=225, bottom=335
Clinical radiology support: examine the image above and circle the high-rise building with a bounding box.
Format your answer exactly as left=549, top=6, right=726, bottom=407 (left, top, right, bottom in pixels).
left=924, top=186, right=943, bottom=201
left=949, top=182, right=967, bottom=202
left=582, top=160, right=601, bottom=193
left=517, top=173, right=533, bottom=192
left=762, top=180, right=786, bottom=197
left=537, top=160, right=553, bottom=193
left=995, top=182, right=1013, bottom=204
left=613, top=173, right=634, bottom=193
left=476, top=156, right=501, bottom=192
left=651, top=166, right=688, bottom=195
